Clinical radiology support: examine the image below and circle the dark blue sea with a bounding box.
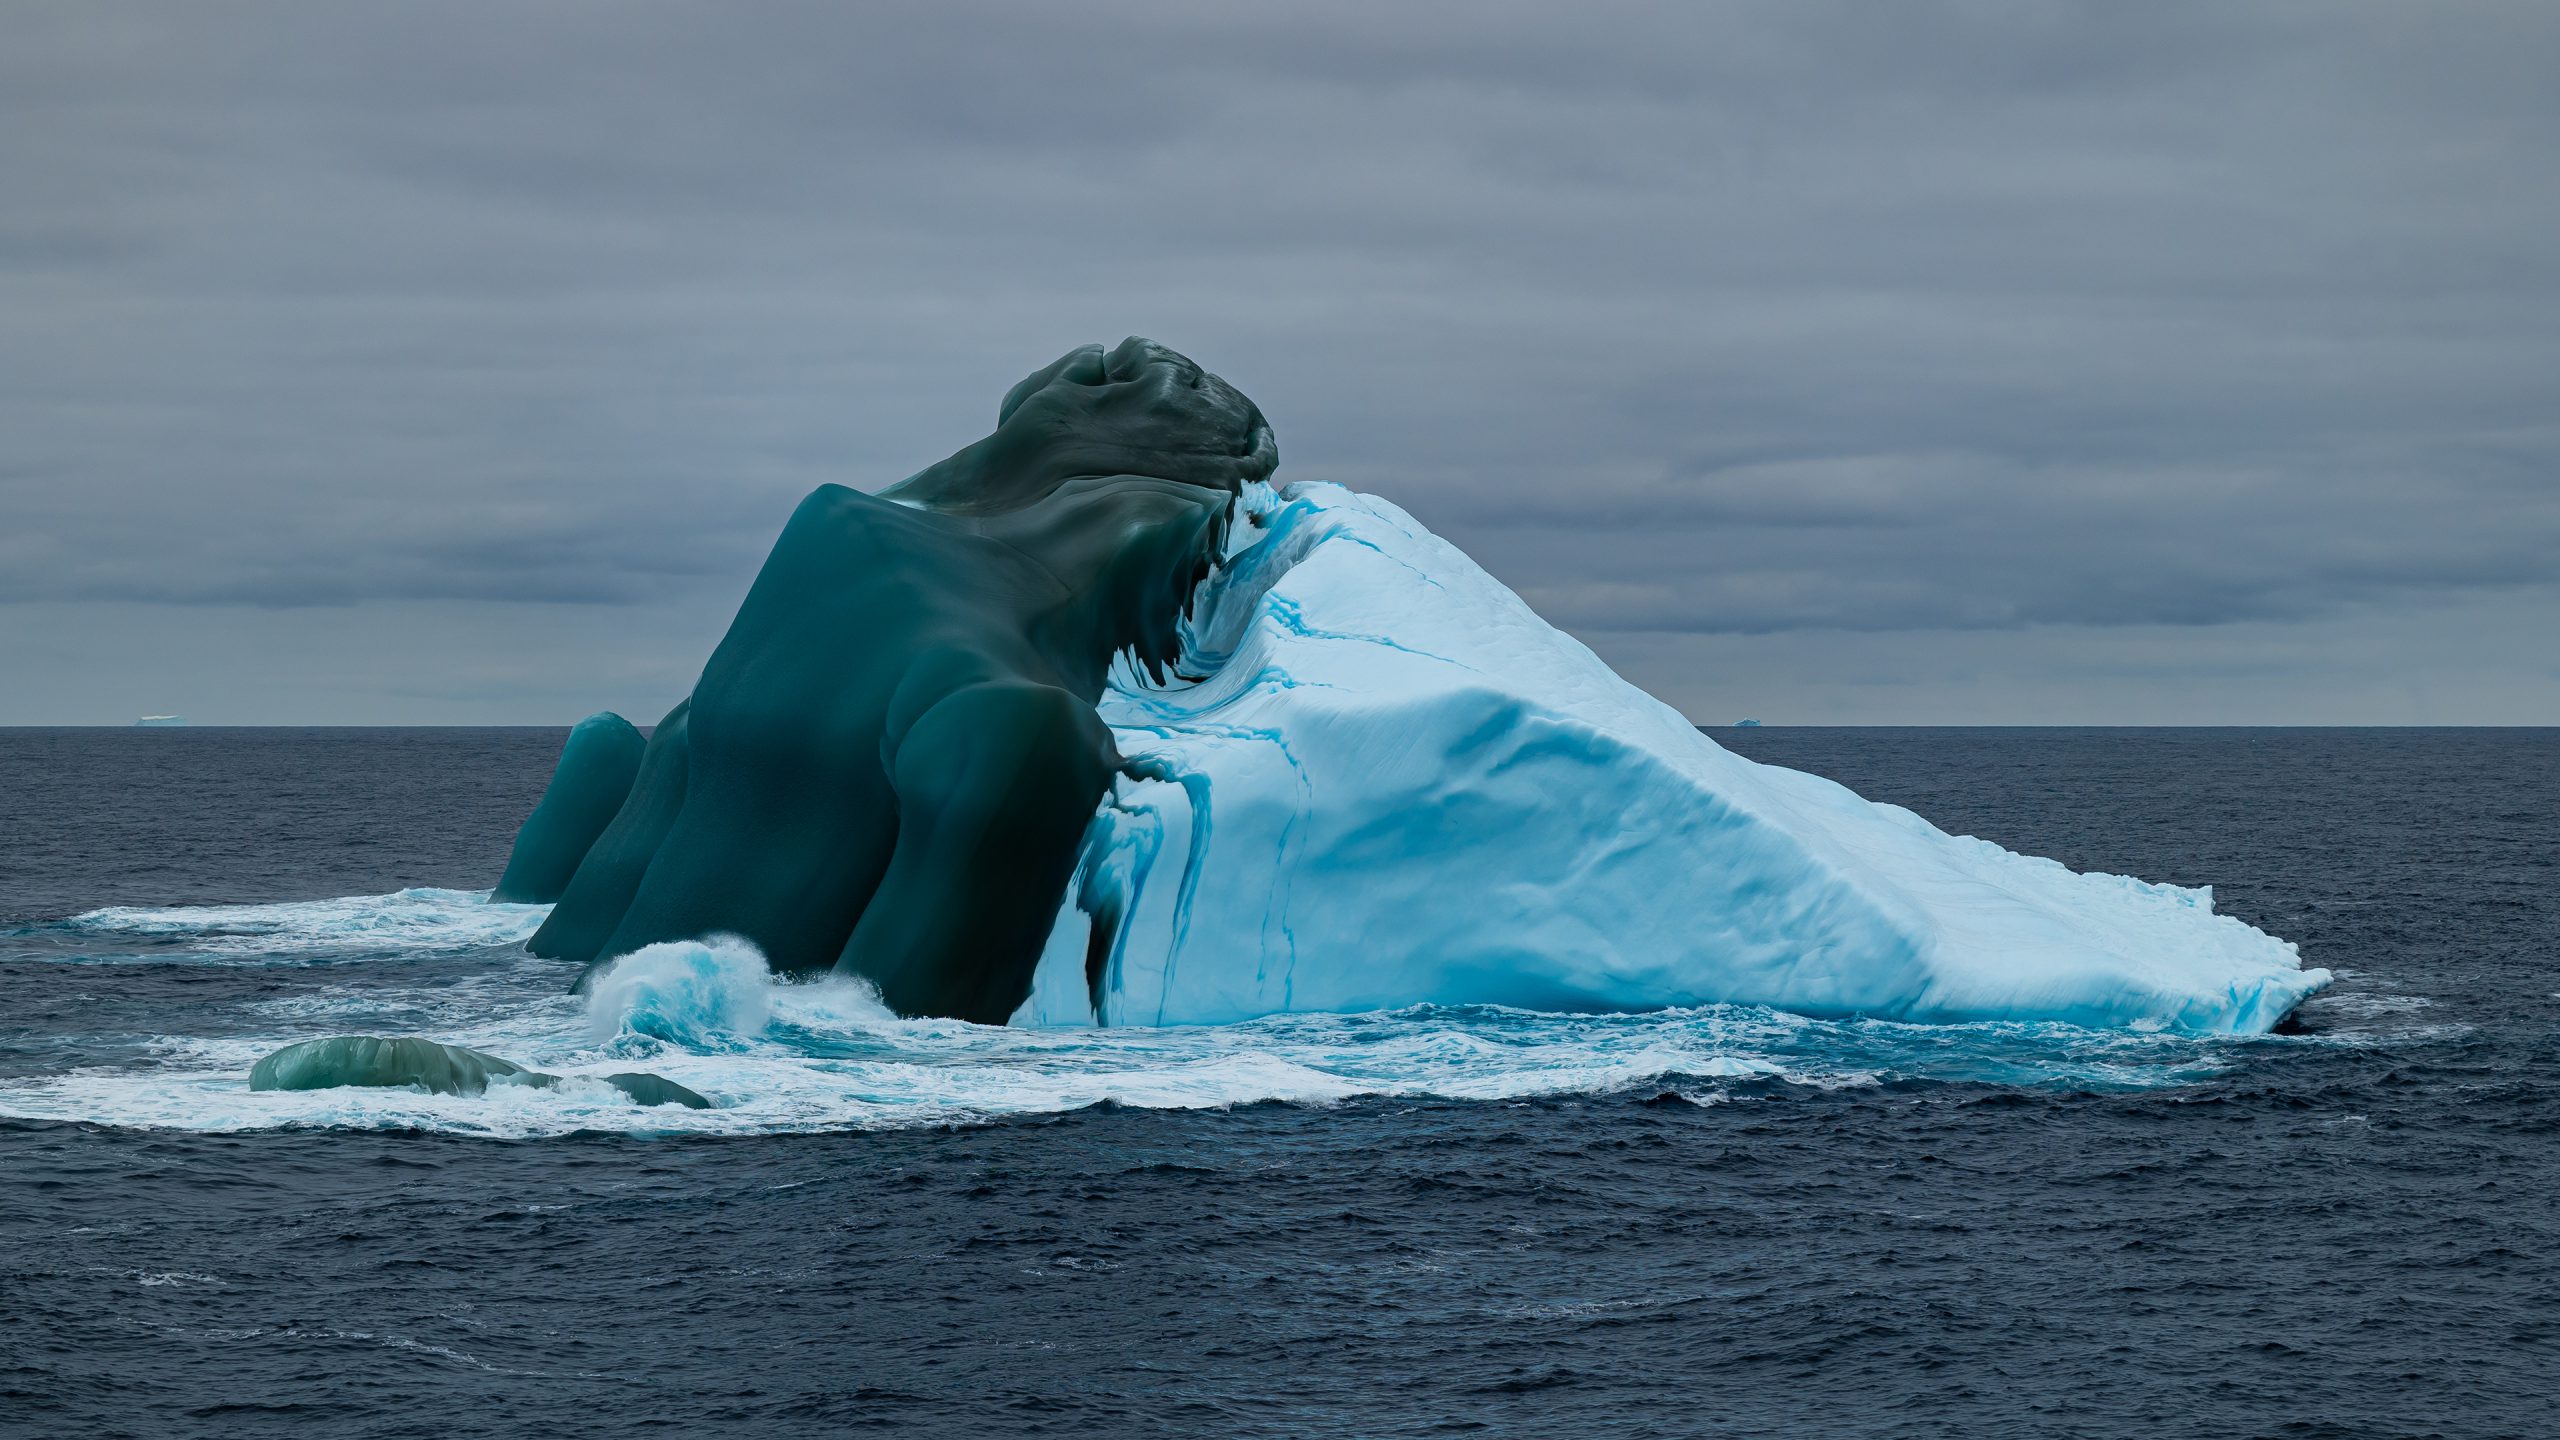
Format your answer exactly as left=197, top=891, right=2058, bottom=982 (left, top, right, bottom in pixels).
left=1, top=727, right=2552, bottom=1439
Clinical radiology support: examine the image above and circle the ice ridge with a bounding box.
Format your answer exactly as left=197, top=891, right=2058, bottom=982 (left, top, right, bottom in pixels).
left=1017, top=482, right=2330, bottom=1035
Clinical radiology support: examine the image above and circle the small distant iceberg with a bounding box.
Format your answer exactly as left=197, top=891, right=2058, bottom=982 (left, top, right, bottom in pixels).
left=134, top=715, right=188, bottom=727
left=1734, top=718, right=1763, bottom=728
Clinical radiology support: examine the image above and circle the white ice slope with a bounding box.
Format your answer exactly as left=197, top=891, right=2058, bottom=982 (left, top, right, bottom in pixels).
left=1016, top=482, right=2329, bottom=1034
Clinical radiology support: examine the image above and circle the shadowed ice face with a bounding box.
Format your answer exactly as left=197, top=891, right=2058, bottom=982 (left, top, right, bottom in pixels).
left=885, top=337, right=1277, bottom=516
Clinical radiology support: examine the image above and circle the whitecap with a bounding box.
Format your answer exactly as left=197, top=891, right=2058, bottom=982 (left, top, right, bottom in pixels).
left=26, top=888, right=547, bottom=963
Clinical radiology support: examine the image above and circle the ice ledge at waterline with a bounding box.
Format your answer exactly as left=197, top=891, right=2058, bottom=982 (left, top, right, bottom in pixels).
left=1015, top=482, right=2329, bottom=1035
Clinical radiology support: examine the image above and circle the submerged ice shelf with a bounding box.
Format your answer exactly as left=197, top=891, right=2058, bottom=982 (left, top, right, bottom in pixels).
left=1020, top=482, right=2328, bottom=1035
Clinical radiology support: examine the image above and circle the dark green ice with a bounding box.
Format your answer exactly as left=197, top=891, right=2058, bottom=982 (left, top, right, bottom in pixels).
left=506, top=338, right=1274, bottom=1022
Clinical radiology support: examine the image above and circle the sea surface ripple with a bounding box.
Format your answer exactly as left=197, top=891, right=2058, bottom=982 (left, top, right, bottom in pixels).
left=0, top=726, right=2552, bottom=1438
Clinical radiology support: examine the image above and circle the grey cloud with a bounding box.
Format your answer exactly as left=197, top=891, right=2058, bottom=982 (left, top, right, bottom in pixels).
left=1445, top=440, right=2560, bottom=633
left=1, top=2, right=2555, bottom=721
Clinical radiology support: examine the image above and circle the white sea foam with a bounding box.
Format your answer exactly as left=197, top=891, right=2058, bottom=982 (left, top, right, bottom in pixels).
left=0, top=930, right=2331, bottom=1140
left=41, top=888, right=547, bottom=961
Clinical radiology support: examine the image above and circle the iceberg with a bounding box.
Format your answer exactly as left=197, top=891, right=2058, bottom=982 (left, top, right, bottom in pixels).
left=1019, top=482, right=2328, bottom=1034
left=486, top=338, right=2325, bottom=1038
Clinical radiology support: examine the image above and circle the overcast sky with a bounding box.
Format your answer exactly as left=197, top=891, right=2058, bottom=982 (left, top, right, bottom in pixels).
left=4, top=1, right=2554, bottom=724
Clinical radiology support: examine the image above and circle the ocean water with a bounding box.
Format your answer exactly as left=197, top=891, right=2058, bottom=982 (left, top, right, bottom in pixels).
left=0, top=727, right=2551, bottom=1438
